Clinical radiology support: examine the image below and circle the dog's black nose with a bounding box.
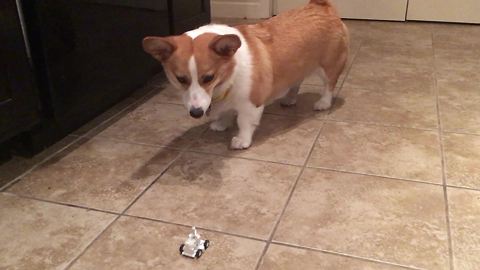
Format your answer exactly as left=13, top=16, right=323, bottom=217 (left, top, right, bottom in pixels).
left=189, top=107, right=204, bottom=118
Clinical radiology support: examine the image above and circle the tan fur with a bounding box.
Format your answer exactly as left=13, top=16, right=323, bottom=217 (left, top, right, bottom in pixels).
left=237, top=1, right=349, bottom=106
left=144, top=35, right=193, bottom=89
left=143, top=33, right=237, bottom=96
left=192, top=33, right=237, bottom=94
left=237, top=25, right=273, bottom=107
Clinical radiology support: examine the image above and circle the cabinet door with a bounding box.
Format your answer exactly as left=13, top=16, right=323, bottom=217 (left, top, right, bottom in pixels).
left=0, top=0, right=39, bottom=142
left=169, top=0, right=211, bottom=34
left=407, top=0, right=480, bottom=24
left=22, top=0, right=170, bottom=133
left=276, top=0, right=408, bottom=21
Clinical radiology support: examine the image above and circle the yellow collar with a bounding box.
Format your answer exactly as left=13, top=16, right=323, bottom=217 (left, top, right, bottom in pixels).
left=211, top=87, right=231, bottom=103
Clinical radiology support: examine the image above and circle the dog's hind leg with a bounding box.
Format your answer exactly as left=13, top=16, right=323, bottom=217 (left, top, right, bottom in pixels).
left=280, top=82, right=302, bottom=107
left=313, top=54, right=347, bottom=111
left=313, top=68, right=334, bottom=111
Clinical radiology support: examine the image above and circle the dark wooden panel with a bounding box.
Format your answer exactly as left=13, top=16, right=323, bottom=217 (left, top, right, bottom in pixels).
left=169, top=0, right=211, bottom=34
left=23, top=0, right=169, bottom=133
left=0, top=0, right=40, bottom=143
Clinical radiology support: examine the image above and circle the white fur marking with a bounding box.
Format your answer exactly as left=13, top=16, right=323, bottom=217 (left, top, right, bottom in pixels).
left=186, top=24, right=260, bottom=148
left=185, top=56, right=211, bottom=112
left=314, top=90, right=332, bottom=111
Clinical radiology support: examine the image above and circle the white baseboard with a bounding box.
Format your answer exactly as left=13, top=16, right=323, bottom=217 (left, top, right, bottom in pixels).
left=211, top=1, right=271, bottom=19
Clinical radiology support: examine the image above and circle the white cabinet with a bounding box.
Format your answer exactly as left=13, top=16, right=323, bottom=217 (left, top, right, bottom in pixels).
left=332, top=0, right=407, bottom=21
left=215, top=0, right=480, bottom=24
left=407, top=0, right=480, bottom=24
left=276, top=0, right=408, bottom=21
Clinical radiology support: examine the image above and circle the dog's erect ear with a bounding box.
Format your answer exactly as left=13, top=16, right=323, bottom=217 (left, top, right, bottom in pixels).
left=209, top=34, right=241, bottom=57
left=142, top=37, right=176, bottom=62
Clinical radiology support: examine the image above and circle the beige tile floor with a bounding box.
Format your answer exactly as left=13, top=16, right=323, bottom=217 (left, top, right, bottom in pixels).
left=1, top=19, right=480, bottom=270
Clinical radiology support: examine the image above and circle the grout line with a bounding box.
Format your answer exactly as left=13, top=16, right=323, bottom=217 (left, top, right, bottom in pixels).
left=254, top=123, right=326, bottom=270
left=0, top=85, right=162, bottom=193
left=254, top=43, right=362, bottom=269
left=62, top=149, right=185, bottom=270
left=306, top=165, right=444, bottom=187
left=0, top=135, right=84, bottom=192
left=121, top=213, right=268, bottom=243
left=446, top=184, right=480, bottom=192
left=271, top=241, right=423, bottom=270
left=4, top=193, right=269, bottom=246
left=442, top=130, right=480, bottom=137
left=258, top=42, right=434, bottom=270
left=117, top=153, right=184, bottom=215
left=78, top=134, right=189, bottom=151
left=184, top=148, right=304, bottom=167
left=2, top=192, right=122, bottom=216
left=249, top=42, right=366, bottom=263
left=432, top=36, right=455, bottom=270
left=323, top=118, right=438, bottom=132
left=62, top=216, right=122, bottom=269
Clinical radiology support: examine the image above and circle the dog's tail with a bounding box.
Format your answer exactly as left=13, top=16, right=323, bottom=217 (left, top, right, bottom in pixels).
left=309, top=0, right=330, bottom=5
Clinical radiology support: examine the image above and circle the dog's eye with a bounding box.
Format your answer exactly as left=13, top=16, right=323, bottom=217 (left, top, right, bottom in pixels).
left=176, top=75, right=188, bottom=84
left=202, top=74, right=215, bottom=84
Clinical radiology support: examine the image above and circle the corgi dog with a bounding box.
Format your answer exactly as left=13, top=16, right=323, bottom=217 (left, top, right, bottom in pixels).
left=143, top=0, right=349, bottom=149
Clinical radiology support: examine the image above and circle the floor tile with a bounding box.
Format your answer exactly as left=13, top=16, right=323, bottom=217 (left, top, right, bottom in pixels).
left=69, top=216, right=264, bottom=270
left=308, top=122, right=442, bottom=183
left=433, top=23, right=480, bottom=51
left=0, top=136, right=79, bottom=191
left=444, top=133, right=480, bottom=189
left=343, top=19, right=370, bottom=49
left=259, top=244, right=405, bottom=270
left=9, top=138, right=179, bottom=212
left=362, top=21, right=433, bottom=48
left=448, top=188, right=480, bottom=270
left=274, top=169, right=449, bottom=269
left=0, top=193, right=115, bottom=270
left=329, top=87, right=438, bottom=129
left=190, top=115, right=322, bottom=165
left=150, top=84, right=184, bottom=105
left=91, top=101, right=207, bottom=149
left=434, top=48, right=480, bottom=72
left=344, top=63, right=433, bottom=92
left=437, top=69, right=480, bottom=134
left=127, top=152, right=300, bottom=238
left=354, top=45, right=434, bottom=68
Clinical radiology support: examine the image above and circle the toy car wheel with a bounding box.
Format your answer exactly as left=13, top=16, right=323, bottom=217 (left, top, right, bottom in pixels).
left=179, top=244, right=185, bottom=255
left=204, top=240, right=210, bottom=250
left=195, top=249, right=203, bottom=259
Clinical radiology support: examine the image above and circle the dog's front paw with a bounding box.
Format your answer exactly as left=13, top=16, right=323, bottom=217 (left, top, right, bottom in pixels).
left=210, top=120, right=228, bottom=132
left=313, top=99, right=332, bottom=111
left=230, top=136, right=251, bottom=150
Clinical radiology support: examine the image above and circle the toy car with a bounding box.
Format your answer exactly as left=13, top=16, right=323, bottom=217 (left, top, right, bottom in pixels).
left=179, top=227, right=209, bottom=259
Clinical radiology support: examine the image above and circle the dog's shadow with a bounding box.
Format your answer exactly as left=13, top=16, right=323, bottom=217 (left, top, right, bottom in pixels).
left=85, top=87, right=345, bottom=192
